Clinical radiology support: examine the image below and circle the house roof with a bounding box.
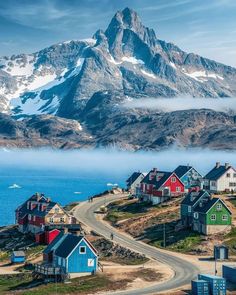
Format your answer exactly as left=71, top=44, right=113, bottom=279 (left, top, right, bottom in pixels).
left=181, top=190, right=210, bottom=206
left=174, top=165, right=193, bottom=178
left=43, top=231, right=65, bottom=254
left=204, top=165, right=234, bottom=180
left=126, top=172, right=143, bottom=185
left=16, top=193, right=67, bottom=219
left=194, top=198, right=232, bottom=214
left=13, top=251, right=25, bottom=257
left=55, top=235, right=86, bottom=258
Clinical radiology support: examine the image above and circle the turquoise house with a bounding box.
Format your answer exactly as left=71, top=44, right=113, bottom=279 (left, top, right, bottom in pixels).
left=174, top=165, right=203, bottom=191
left=43, top=233, right=98, bottom=275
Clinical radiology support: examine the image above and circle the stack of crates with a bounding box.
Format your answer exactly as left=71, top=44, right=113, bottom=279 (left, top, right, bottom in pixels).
left=222, top=265, right=236, bottom=283
left=198, top=274, right=226, bottom=295
left=191, top=279, right=209, bottom=295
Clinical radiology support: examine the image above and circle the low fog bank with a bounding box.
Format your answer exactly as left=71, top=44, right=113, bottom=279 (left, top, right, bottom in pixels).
left=124, top=97, right=236, bottom=113
left=0, top=148, right=236, bottom=176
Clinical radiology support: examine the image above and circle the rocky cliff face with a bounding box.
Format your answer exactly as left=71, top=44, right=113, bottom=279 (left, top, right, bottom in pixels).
left=0, top=8, right=236, bottom=150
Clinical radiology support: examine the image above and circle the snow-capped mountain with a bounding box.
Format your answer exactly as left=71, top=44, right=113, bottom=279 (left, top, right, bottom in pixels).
left=0, top=7, right=236, bottom=119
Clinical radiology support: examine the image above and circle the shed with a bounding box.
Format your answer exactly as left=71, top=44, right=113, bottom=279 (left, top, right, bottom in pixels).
left=191, top=279, right=209, bottom=295
left=214, top=245, right=229, bottom=260
left=11, top=251, right=26, bottom=264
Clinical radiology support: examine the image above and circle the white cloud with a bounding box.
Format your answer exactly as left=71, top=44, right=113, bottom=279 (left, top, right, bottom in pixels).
left=123, top=97, right=236, bottom=113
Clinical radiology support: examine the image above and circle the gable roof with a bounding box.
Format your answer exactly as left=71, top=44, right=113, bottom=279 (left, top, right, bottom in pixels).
left=194, top=198, right=232, bottom=215
left=181, top=190, right=210, bottom=206
left=204, top=165, right=235, bottom=181
left=174, top=165, right=193, bottom=178
left=43, top=231, right=65, bottom=254
left=126, top=172, right=143, bottom=185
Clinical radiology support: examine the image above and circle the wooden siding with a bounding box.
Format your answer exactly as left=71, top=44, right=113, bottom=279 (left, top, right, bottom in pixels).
left=206, top=203, right=231, bottom=225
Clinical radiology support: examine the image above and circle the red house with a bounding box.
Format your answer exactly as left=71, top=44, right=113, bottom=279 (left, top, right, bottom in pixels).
left=140, top=168, right=184, bottom=204
left=35, top=228, right=61, bottom=245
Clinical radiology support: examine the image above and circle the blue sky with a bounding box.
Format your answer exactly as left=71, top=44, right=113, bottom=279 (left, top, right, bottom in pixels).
left=0, top=0, right=236, bottom=67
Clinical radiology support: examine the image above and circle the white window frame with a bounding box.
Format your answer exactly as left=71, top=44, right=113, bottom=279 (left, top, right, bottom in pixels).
left=88, top=258, right=94, bottom=267
left=176, top=186, right=181, bottom=192
left=79, top=246, right=86, bottom=254
left=188, top=206, right=192, bottom=213
left=216, top=204, right=222, bottom=210
left=211, top=214, right=216, bottom=221
left=49, top=217, right=54, bottom=223
left=171, top=177, right=176, bottom=183
left=222, top=215, right=228, bottom=221
left=194, top=212, right=199, bottom=219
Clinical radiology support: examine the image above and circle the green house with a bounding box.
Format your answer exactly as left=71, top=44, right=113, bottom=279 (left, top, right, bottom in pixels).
left=181, top=190, right=211, bottom=227
left=192, top=198, right=232, bottom=235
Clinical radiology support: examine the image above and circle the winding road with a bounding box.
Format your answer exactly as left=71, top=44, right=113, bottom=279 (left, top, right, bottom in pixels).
left=74, top=194, right=199, bottom=295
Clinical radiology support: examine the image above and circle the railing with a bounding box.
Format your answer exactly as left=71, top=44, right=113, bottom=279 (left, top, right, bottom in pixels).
left=35, top=264, right=63, bottom=275
left=98, top=262, right=104, bottom=272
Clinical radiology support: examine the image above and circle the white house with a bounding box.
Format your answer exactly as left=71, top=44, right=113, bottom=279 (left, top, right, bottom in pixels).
left=204, top=162, right=236, bottom=192
left=126, top=172, right=146, bottom=195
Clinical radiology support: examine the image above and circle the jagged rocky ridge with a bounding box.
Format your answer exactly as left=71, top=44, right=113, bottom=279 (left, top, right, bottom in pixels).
left=0, top=8, right=236, bottom=150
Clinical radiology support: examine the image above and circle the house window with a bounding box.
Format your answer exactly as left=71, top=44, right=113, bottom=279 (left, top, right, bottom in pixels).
left=234, top=173, right=236, bottom=178
left=49, top=217, right=54, bottom=223
left=216, top=204, right=222, bottom=211
left=55, top=207, right=59, bottom=213
left=88, top=259, right=94, bottom=267
left=176, top=187, right=181, bottom=192
left=60, top=217, right=65, bottom=223
left=222, top=215, right=228, bottom=221
left=58, top=257, right=62, bottom=265
left=79, top=246, right=86, bottom=254
left=211, top=214, right=216, bottom=221
left=229, top=183, right=236, bottom=187
left=28, top=214, right=31, bottom=220
left=171, top=177, right=176, bottom=183
left=226, top=173, right=231, bottom=178
left=194, top=212, right=199, bottom=219
left=188, top=206, right=191, bottom=213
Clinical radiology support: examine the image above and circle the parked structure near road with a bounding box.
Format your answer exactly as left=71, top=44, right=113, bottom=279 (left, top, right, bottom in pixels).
left=222, top=265, right=236, bottom=283
left=11, top=250, right=26, bottom=264
left=16, top=193, right=76, bottom=234
left=174, top=165, right=203, bottom=192
left=214, top=245, right=229, bottom=260
left=36, top=233, right=98, bottom=278
left=204, top=162, right=236, bottom=192
left=126, top=172, right=146, bottom=195
left=140, top=168, right=184, bottom=205
left=198, top=274, right=226, bottom=295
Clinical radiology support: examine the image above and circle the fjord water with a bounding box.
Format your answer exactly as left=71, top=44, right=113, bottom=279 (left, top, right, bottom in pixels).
left=1, top=148, right=236, bottom=226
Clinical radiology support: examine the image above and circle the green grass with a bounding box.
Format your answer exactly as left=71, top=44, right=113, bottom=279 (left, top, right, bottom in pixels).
left=150, top=228, right=202, bottom=253
left=224, top=227, right=236, bottom=255
left=26, top=245, right=46, bottom=258
left=0, top=250, right=10, bottom=262
left=229, top=199, right=236, bottom=207
left=0, top=274, right=115, bottom=295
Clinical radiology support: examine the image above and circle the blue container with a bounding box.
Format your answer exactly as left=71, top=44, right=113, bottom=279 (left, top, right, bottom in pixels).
left=222, top=265, right=236, bottom=283
left=191, top=279, right=209, bottom=295
left=198, top=274, right=226, bottom=295
left=11, top=250, right=26, bottom=264
left=214, top=245, right=229, bottom=260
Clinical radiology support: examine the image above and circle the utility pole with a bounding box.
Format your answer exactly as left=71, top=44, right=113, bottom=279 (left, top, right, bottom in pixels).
left=163, top=223, right=166, bottom=248
left=215, top=257, right=217, bottom=275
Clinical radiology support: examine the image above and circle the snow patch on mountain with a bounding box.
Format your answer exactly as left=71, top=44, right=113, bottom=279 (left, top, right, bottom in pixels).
left=141, top=70, right=156, bottom=79
left=121, top=56, right=145, bottom=65
left=183, top=70, right=224, bottom=82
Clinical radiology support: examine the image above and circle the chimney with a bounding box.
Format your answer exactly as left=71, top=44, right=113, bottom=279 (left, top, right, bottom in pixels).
left=216, top=162, right=220, bottom=168
left=225, top=163, right=230, bottom=169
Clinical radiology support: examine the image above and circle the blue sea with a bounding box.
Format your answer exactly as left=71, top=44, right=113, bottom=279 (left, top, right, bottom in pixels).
left=1, top=148, right=236, bottom=226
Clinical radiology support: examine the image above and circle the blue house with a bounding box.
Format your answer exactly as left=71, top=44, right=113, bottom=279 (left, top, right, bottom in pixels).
left=11, top=251, right=26, bottom=264
left=42, top=233, right=98, bottom=275
left=174, top=165, right=203, bottom=191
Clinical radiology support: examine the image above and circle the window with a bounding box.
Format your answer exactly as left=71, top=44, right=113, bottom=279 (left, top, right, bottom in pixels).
left=216, top=204, right=222, bottom=211
left=176, top=187, right=181, bottom=192
left=49, top=217, right=54, bottom=223
left=229, top=183, right=236, bottom=187
left=79, top=246, right=86, bottom=254
left=60, top=217, right=65, bottom=223
left=222, top=215, right=228, bottom=221
left=194, top=212, right=199, bottom=219
left=234, top=173, right=236, bottom=178
left=55, top=207, right=59, bottom=213
left=28, top=214, right=31, bottom=220
left=88, top=259, right=94, bottom=267
left=188, top=206, right=192, bottom=213
left=226, top=173, right=231, bottom=178
left=171, top=177, right=176, bottom=183
left=211, top=214, right=216, bottom=221
left=58, top=257, right=62, bottom=265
